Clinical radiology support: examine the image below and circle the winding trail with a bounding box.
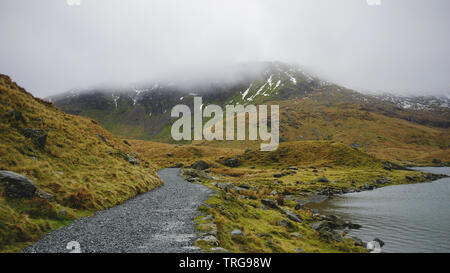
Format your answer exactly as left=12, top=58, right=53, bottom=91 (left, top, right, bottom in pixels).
left=23, top=168, right=214, bottom=253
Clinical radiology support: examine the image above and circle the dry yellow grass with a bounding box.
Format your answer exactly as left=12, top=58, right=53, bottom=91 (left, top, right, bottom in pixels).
left=276, top=98, right=450, bottom=165
left=129, top=140, right=244, bottom=168
left=0, top=75, right=162, bottom=252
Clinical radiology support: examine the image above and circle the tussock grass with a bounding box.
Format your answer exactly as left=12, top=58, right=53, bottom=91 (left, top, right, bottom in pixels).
left=0, top=75, right=162, bottom=252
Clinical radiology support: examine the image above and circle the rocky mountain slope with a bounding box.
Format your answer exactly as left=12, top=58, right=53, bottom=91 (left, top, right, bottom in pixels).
left=0, top=75, right=162, bottom=252
left=48, top=62, right=449, bottom=165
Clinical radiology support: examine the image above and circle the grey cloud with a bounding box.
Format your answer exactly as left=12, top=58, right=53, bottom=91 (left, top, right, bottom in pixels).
left=0, top=0, right=449, bottom=97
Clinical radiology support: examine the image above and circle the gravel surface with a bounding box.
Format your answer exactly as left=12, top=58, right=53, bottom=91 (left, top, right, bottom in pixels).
left=23, top=168, right=214, bottom=253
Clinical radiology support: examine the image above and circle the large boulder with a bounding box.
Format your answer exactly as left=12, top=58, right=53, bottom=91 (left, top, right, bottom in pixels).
left=20, top=128, right=47, bottom=150
left=191, top=160, right=210, bottom=170
left=0, top=170, right=37, bottom=198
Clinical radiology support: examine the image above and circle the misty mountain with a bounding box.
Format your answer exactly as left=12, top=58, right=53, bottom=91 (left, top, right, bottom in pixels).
left=47, top=62, right=450, bottom=140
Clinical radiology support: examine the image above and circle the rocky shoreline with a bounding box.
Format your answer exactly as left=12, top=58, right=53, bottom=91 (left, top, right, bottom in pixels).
left=182, top=162, right=449, bottom=253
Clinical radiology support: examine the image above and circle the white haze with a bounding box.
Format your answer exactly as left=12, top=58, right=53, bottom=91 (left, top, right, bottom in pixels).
left=0, top=0, right=449, bottom=98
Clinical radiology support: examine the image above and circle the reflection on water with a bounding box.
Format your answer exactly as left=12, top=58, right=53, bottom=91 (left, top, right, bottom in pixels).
left=310, top=167, right=450, bottom=253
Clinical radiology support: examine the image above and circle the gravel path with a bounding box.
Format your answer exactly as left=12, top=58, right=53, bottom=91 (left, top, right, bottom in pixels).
left=23, top=168, right=214, bottom=253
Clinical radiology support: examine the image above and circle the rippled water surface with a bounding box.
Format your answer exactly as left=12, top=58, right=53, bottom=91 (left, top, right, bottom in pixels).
left=312, top=167, right=450, bottom=253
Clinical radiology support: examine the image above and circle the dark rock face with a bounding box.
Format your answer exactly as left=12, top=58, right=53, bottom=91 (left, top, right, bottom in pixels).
left=223, top=157, right=240, bottom=168
left=20, top=128, right=47, bottom=150
left=0, top=170, right=37, bottom=198
left=191, top=160, right=210, bottom=170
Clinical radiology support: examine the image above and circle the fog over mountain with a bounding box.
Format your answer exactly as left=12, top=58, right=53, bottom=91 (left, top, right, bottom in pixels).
left=0, top=0, right=449, bottom=98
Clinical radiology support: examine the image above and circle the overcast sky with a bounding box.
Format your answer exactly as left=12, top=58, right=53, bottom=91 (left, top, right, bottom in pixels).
left=1, top=0, right=449, bottom=98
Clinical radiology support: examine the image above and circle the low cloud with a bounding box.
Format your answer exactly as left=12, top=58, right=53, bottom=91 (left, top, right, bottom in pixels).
left=0, top=0, right=449, bottom=97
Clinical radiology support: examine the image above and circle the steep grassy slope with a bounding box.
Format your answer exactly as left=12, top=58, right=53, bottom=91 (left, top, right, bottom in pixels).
left=0, top=75, right=162, bottom=252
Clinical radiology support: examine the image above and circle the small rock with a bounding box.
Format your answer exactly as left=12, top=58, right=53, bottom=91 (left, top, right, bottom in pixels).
left=270, top=190, right=278, bottom=196
left=187, top=177, right=200, bottom=183
left=210, top=247, right=230, bottom=253
left=97, top=134, right=107, bottom=143
left=123, top=140, right=131, bottom=146
left=20, top=128, right=47, bottom=150
left=317, top=177, right=332, bottom=183
left=367, top=238, right=384, bottom=253
left=35, top=189, right=55, bottom=202
left=295, top=248, right=304, bottom=253
left=202, top=215, right=214, bottom=221
left=197, top=235, right=219, bottom=246
left=261, top=199, right=280, bottom=210
left=346, top=222, right=362, bottom=229
left=223, top=157, right=240, bottom=168
left=290, top=232, right=303, bottom=239
left=350, top=143, right=362, bottom=149
left=279, top=219, right=295, bottom=228
left=310, top=221, right=325, bottom=231
left=191, top=160, right=210, bottom=170
left=273, top=173, right=283, bottom=178
left=122, top=153, right=139, bottom=165
left=239, top=184, right=250, bottom=190
left=59, top=209, right=67, bottom=217
left=373, top=237, right=385, bottom=247
left=283, top=209, right=302, bottom=222
left=167, top=153, right=173, bottom=157
left=231, top=229, right=246, bottom=238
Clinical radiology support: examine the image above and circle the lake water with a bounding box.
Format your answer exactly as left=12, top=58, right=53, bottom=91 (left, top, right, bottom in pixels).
left=310, top=167, right=450, bottom=253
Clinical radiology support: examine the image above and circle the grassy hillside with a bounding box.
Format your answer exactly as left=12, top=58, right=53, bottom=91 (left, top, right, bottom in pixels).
left=0, top=75, right=162, bottom=252
left=274, top=93, right=450, bottom=165
left=131, top=140, right=442, bottom=253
